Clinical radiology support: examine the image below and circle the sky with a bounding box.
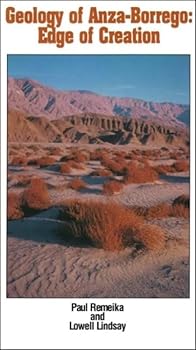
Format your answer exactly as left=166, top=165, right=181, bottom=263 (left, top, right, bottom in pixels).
left=8, top=55, right=189, bottom=104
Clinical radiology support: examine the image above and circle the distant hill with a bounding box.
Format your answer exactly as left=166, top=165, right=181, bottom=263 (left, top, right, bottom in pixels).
left=8, top=110, right=189, bottom=147
left=8, top=77, right=189, bottom=128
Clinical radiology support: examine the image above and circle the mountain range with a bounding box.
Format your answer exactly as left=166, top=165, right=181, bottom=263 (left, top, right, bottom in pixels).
left=8, top=77, right=189, bottom=146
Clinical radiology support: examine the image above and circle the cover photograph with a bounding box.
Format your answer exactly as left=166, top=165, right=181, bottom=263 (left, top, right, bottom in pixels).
left=1, top=1, right=195, bottom=349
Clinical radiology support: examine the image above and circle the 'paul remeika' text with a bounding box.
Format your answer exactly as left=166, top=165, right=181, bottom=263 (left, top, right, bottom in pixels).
left=69, top=303, right=126, bottom=332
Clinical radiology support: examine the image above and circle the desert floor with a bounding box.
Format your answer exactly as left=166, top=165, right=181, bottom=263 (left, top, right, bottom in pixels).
left=7, top=143, right=190, bottom=298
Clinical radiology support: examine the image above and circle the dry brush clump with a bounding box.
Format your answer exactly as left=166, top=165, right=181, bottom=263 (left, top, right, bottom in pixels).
left=124, top=161, right=158, bottom=184
left=60, top=154, right=74, bottom=162
left=8, top=178, right=52, bottom=218
left=173, top=194, right=189, bottom=208
left=140, top=149, right=156, bottom=159
left=60, top=150, right=89, bottom=164
left=133, top=196, right=189, bottom=219
left=59, top=200, right=166, bottom=251
left=113, top=150, right=127, bottom=159
left=28, top=145, right=40, bottom=152
left=12, top=174, right=32, bottom=187
left=90, top=149, right=110, bottom=162
left=173, top=160, right=189, bottom=172
left=67, top=160, right=85, bottom=170
left=133, top=203, right=171, bottom=219
left=172, top=195, right=189, bottom=219
left=59, top=157, right=85, bottom=170
left=10, top=156, right=27, bottom=166
left=22, top=178, right=51, bottom=211
left=90, top=168, right=112, bottom=177
left=49, top=147, right=63, bottom=156
left=28, top=156, right=56, bottom=167
left=171, top=204, right=189, bottom=219
left=101, top=158, right=126, bottom=175
left=124, top=152, right=133, bottom=160
left=169, top=151, right=181, bottom=160
left=8, top=192, right=24, bottom=220
left=154, top=160, right=189, bottom=175
left=59, top=163, right=72, bottom=174
left=153, top=164, right=175, bottom=175
left=72, top=150, right=90, bottom=163
left=67, top=177, right=87, bottom=191
left=37, top=156, right=56, bottom=167
left=8, top=149, right=18, bottom=156
left=103, top=180, right=123, bottom=195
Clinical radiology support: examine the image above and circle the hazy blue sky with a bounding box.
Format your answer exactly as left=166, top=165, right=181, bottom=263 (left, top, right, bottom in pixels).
left=8, top=55, right=189, bottom=104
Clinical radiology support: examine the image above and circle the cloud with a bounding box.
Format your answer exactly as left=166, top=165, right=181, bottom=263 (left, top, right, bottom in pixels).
left=175, top=91, right=187, bottom=96
left=107, top=84, right=135, bottom=91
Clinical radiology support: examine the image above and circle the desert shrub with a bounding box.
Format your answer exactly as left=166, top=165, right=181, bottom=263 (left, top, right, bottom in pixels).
left=172, top=194, right=189, bottom=208
left=67, top=160, right=85, bottom=170
left=60, top=150, right=89, bottom=163
left=59, top=200, right=166, bottom=251
left=22, top=178, right=50, bottom=211
left=25, top=151, right=33, bottom=157
left=60, top=154, right=74, bottom=162
left=68, top=177, right=86, bottom=190
left=60, top=160, right=84, bottom=171
left=133, top=197, right=189, bottom=219
left=161, top=147, right=169, bottom=152
left=132, top=203, right=171, bottom=219
left=132, top=206, right=149, bottom=217
left=169, top=151, right=180, bottom=160
left=172, top=195, right=189, bottom=218
left=113, top=150, right=127, bottom=159
left=103, top=180, right=123, bottom=195
left=60, top=163, right=72, bottom=174
left=141, top=149, right=155, bottom=159
left=145, top=203, right=171, bottom=219
left=101, top=158, right=126, bottom=175
left=27, top=158, right=39, bottom=166
left=149, top=203, right=170, bottom=218
left=28, top=145, right=40, bottom=152
left=113, top=155, right=127, bottom=167
left=90, top=168, right=112, bottom=177
left=27, top=156, right=56, bottom=167
left=124, top=162, right=158, bottom=183
left=14, top=175, right=32, bottom=187
left=9, top=149, right=18, bottom=156
left=90, top=149, right=109, bottom=161
left=129, top=224, right=166, bottom=251
left=37, top=156, right=56, bottom=167
left=49, top=147, right=63, bottom=156
left=153, top=164, right=176, bottom=175
left=131, top=149, right=141, bottom=156
left=173, top=160, right=189, bottom=172
left=59, top=155, right=85, bottom=169
left=73, top=151, right=89, bottom=163
left=124, top=152, right=133, bottom=160
left=10, top=156, right=27, bottom=166
left=171, top=204, right=189, bottom=218
left=8, top=192, right=24, bottom=220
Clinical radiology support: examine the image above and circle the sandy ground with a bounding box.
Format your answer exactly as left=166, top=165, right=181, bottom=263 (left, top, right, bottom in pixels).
left=7, top=146, right=190, bottom=298
left=8, top=214, right=189, bottom=298
left=7, top=184, right=189, bottom=298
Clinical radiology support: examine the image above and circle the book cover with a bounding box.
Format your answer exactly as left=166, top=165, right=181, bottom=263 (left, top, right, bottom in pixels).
left=1, top=1, right=195, bottom=349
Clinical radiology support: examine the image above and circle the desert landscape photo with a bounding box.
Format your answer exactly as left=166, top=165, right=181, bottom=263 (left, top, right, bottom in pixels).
left=7, top=55, right=190, bottom=298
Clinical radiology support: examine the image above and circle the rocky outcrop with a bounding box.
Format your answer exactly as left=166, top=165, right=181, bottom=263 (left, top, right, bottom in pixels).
left=8, top=110, right=189, bottom=146
left=60, top=114, right=183, bottom=136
